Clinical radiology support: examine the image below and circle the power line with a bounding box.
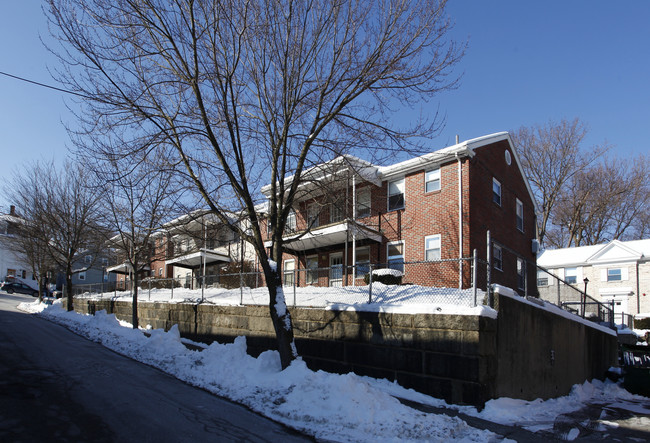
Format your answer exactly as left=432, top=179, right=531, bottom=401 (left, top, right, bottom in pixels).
left=0, top=70, right=87, bottom=98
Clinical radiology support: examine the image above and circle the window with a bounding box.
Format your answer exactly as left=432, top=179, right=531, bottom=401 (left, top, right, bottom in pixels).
left=356, top=188, right=371, bottom=218
left=101, top=257, right=109, bottom=266
left=607, top=268, right=622, bottom=282
left=564, top=267, right=577, bottom=284
left=387, top=241, right=404, bottom=273
left=516, top=199, right=524, bottom=232
left=355, top=247, right=370, bottom=278
left=424, top=235, right=441, bottom=261
left=159, top=267, right=163, bottom=277
left=330, top=201, right=344, bottom=223
left=85, top=255, right=93, bottom=264
left=286, top=210, right=297, bottom=233
left=283, top=259, right=295, bottom=287
left=307, top=203, right=320, bottom=228
left=6, top=269, right=15, bottom=277
left=78, top=271, right=86, bottom=281
left=537, top=270, right=549, bottom=286
left=425, top=168, right=441, bottom=193
left=517, top=258, right=525, bottom=290
left=493, top=178, right=502, bottom=206
left=388, top=178, right=405, bottom=211
left=493, top=245, right=503, bottom=271
left=306, top=256, right=318, bottom=285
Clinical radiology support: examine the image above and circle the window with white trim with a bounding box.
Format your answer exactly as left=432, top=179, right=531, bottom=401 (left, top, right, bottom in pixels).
left=330, top=201, right=344, bottom=223
left=387, top=241, right=404, bottom=273
left=537, top=270, right=549, bottom=286
left=425, top=168, right=441, bottom=193
left=283, top=259, right=295, bottom=287
left=564, top=267, right=577, bottom=284
left=607, top=268, right=622, bottom=282
left=516, top=198, right=524, bottom=232
left=388, top=178, right=405, bottom=211
left=356, top=188, right=371, bottom=218
left=493, top=244, right=503, bottom=271
left=78, top=271, right=86, bottom=281
left=85, top=255, right=92, bottom=264
left=424, top=235, right=441, bottom=261
left=516, top=258, right=525, bottom=290
left=493, top=178, right=502, bottom=206
left=159, top=267, right=163, bottom=276
left=286, top=209, right=297, bottom=233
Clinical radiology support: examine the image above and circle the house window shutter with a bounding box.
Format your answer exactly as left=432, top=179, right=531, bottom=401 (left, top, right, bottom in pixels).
left=621, top=267, right=629, bottom=281
left=600, top=269, right=607, bottom=282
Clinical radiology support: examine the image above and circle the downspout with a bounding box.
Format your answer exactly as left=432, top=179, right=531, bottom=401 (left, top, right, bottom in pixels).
left=637, top=261, right=641, bottom=314
left=456, top=151, right=463, bottom=289
left=352, top=173, right=357, bottom=286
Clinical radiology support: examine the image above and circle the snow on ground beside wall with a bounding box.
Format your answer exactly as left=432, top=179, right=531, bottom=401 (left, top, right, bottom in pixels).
left=18, top=299, right=648, bottom=442
left=76, top=282, right=492, bottom=316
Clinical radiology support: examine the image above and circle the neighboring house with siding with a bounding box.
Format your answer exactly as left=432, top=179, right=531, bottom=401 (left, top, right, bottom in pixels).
left=537, top=239, right=650, bottom=320
left=260, top=132, right=540, bottom=294
left=0, top=205, right=34, bottom=287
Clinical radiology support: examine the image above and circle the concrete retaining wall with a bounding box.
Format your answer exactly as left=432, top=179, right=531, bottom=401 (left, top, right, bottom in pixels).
left=69, top=290, right=618, bottom=407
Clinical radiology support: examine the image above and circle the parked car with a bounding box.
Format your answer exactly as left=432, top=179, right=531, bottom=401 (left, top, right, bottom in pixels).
left=0, top=281, right=39, bottom=297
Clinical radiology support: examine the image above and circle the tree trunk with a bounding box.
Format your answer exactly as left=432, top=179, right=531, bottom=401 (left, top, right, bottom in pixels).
left=265, top=268, right=296, bottom=369
left=132, top=272, right=139, bottom=329
left=66, top=268, right=73, bottom=311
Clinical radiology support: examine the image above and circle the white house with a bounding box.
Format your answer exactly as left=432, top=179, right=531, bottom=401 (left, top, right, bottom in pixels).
left=0, top=206, right=34, bottom=287
left=537, top=239, right=650, bottom=321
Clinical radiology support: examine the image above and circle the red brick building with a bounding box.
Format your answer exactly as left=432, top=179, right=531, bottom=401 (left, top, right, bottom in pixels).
left=260, top=132, right=539, bottom=295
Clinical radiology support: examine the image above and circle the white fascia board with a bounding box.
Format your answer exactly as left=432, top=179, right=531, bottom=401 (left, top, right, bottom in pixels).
left=586, top=239, right=643, bottom=264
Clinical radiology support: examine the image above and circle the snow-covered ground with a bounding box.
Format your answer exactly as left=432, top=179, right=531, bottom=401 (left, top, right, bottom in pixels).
left=76, top=282, right=494, bottom=316
left=19, top=299, right=650, bottom=442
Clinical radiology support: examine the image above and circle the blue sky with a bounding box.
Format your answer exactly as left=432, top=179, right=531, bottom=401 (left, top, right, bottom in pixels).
left=1, top=1, right=649, bottom=211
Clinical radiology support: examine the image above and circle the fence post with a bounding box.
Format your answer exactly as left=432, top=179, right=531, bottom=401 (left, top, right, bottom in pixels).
left=201, top=275, right=205, bottom=303
left=368, top=263, right=373, bottom=304
left=293, top=269, right=297, bottom=308
left=148, top=279, right=151, bottom=301
left=486, top=230, right=492, bottom=308
left=472, top=249, right=478, bottom=307
left=556, top=277, right=561, bottom=307
left=171, top=278, right=174, bottom=300
left=240, top=271, right=244, bottom=306
left=610, top=300, right=615, bottom=328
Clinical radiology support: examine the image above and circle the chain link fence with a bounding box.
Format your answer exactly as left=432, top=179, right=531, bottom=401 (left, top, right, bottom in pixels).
left=73, top=254, right=489, bottom=308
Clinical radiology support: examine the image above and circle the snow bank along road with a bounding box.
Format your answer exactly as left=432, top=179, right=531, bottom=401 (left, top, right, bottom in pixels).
left=0, top=293, right=311, bottom=442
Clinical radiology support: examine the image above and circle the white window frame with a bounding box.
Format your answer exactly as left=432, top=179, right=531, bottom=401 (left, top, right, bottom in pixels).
left=516, top=198, right=524, bottom=232
left=564, top=267, right=577, bottom=284
left=356, top=188, right=371, bottom=218
left=159, top=267, right=163, bottom=277
left=493, top=178, right=502, bottom=206
left=424, top=234, right=441, bottom=261
left=537, top=270, right=549, bottom=286
left=493, top=244, right=503, bottom=271
left=607, top=268, right=622, bottom=282
left=78, top=271, right=86, bottom=281
left=425, top=168, right=441, bottom=193
left=387, top=241, right=405, bottom=273
left=330, top=201, right=344, bottom=224
left=387, top=178, right=405, bottom=211
left=85, top=254, right=93, bottom=264
left=283, top=259, right=296, bottom=287
left=516, top=257, right=525, bottom=290
left=286, top=209, right=297, bottom=233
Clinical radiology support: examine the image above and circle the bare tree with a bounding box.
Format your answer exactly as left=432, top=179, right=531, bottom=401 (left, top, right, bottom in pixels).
left=511, top=118, right=608, bottom=247
left=94, top=153, right=181, bottom=329
left=46, top=0, right=463, bottom=368
left=514, top=119, right=649, bottom=249
left=4, top=161, right=104, bottom=310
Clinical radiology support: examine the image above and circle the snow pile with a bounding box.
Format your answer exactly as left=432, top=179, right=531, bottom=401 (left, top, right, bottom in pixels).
left=20, top=300, right=496, bottom=442
left=18, top=299, right=648, bottom=441
left=372, top=268, right=403, bottom=277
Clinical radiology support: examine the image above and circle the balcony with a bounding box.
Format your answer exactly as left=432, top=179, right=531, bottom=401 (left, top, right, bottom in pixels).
left=265, top=219, right=382, bottom=252
left=166, top=248, right=231, bottom=269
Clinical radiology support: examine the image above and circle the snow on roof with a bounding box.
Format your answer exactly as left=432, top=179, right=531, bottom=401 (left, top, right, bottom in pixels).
left=538, top=239, right=650, bottom=268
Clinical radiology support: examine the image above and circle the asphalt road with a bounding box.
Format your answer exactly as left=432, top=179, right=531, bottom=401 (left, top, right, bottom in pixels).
left=0, top=293, right=312, bottom=442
